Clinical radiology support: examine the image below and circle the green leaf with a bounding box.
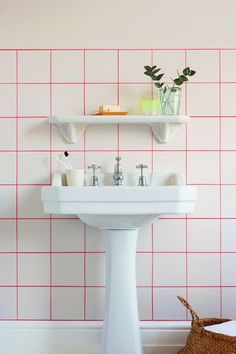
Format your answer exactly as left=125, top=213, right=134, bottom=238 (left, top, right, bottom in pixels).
left=152, top=68, right=161, bottom=74
left=156, top=73, right=164, bottom=81
left=151, top=74, right=158, bottom=80
left=144, top=65, right=151, bottom=71
left=144, top=71, right=152, bottom=76
left=189, top=70, right=196, bottom=76
left=151, top=65, right=157, bottom=70
left=163, top=87, right=167, bottom=94
left=154, top=82, right=162, bottom=88
left=183, top=67, right=190, bottom=75
left=174, top=78, right=183, bottom=86
left=180, top=75, right=188, bottom=82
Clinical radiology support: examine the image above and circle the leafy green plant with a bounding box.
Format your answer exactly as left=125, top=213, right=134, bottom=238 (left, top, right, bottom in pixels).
left=144, top=65, right=196, bottom=93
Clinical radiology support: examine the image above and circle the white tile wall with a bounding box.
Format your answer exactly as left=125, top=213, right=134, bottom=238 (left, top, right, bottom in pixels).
left=52, top=51, right=84, bottom=83
left=187, top=118, right=219, bottom=150
left=18, top=220, right=50, bottom=252
left=187, top=84, right=219, bottom=116
left=18, top=254, right=50, bottom=285
left=154, top=287, right=186, bottom=320
left=187, top=219, right=220, bottom=252
left=222, top=288, right=236, bottom=318
left=86, top=287, right=105, bottom=320
left=0, top=51, right=16, bottom=83
left=52, top=287, right=84, bottom=320
left=18, top=287, right=50, bottom=319
left=19, top=85, right=50, bottom=117
left=187, top=288, right=221, bottom=319
left=0, top=85, right=16, bottom=116
left=0, top=48, right=236, bottom=322
left=18, top=51, right=50, bottom=83
left=52, top=84, right=84, bottom=115
left=222, top=220, right=236, bottom=251
left=153, top=219, right=186, bottom=252
left=0, top=288, right=16, bottom=319
left=52, top=254, right=84, bottom=285
left=154, top=254, right=186, bottom=286
left=188, top=254, right=220, bottom=286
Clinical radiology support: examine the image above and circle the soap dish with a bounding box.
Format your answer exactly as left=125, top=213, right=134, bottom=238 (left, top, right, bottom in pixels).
left=93, top=111, right=128, bottom=116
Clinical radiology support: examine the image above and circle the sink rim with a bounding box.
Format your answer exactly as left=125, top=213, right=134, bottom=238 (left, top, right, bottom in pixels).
left=41, top=185, right=197, bottom=202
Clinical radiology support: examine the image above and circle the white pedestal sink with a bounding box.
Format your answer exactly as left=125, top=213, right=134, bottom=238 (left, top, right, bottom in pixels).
left=42, top=172, right=197, bottom=354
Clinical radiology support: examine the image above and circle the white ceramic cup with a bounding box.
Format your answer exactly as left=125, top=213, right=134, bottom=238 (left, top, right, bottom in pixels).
left=66, top=169, right=84, bottom=186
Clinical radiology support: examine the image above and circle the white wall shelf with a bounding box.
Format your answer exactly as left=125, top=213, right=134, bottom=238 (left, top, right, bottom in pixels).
left=48, top=115, right=189, bottom=144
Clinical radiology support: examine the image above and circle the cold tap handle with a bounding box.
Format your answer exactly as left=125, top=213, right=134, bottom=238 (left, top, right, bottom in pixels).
left=136, top=164, right=148, bottom=176
left=88, top=164, right=101, bottom=176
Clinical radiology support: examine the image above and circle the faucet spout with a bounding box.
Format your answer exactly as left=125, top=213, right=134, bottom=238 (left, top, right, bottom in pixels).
left=113, top=156, right=124, bottom=186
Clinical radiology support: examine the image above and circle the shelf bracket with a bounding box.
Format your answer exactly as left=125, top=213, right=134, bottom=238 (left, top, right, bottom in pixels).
left=57, top=123, right=86, bottom=143
left=151, top=122, right=179, bottom=143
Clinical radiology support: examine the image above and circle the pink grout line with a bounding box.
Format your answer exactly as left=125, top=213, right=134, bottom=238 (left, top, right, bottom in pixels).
left=0, top=284, right=235, bottom=288
left=49, top=49, right=53, bottom=321
left=12, top=148, right=236, bottom=152
left=151, top=223, right=154, bottom=320
left=151, top=48, right=154, bottom=321
left=117, top=49, right=120, bottom=105
left=2, top=149, right=236, bottom=153
left=83, top=49, right=87, bottom=321
left=1, top=216, right=236, bottom=220
left=3, top=80, right=236, bottom=86
left=0, top=318, right=193, bottom=322
left=0, top=284, right=233, bottom=289
left=117, top=49, right=120, bottom=155
left=0, top=184, right=52, bottom=186
left=0, top=251, right=236, bottom=254
left=1, top=80, right=235, bottom=85
left=219, top=49, right=223, bottom=317
left=2, top=114, right=236, bottom=119
left=1, top=47, right=236, bottom=51
left=184, top=49, right=188, bottom=320
left=15, top=49, right=19, bottom=320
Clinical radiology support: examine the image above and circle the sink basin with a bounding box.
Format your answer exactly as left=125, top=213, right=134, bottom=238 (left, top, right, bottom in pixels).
left=42, top=172, right=196, bottom=229
left=41, top=172, right=197, bottom=354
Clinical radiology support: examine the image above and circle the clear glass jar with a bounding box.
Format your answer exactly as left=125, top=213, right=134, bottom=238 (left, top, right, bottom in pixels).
left=160, top=87, right=181, bottom=115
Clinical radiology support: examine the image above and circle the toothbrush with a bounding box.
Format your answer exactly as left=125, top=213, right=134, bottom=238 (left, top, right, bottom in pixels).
left=56, top=156, right=70, bottom=170
left=64, top=151, right=73, bottom=169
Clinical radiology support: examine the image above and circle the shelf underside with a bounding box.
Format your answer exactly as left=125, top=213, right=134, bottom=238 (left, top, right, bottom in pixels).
left=48, top=115, right=189, bottom=144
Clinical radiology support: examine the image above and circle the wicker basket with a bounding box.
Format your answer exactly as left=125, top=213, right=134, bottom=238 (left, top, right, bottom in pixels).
left=177, top=296, right=236, bottom=354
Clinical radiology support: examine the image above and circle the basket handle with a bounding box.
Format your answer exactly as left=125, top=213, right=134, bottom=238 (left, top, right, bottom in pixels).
left=177, top=296, right=200, bottom=321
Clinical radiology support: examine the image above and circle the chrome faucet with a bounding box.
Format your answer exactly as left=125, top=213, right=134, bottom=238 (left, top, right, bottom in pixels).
left=113, top=156, right=124, bottom=186
left=88, top=164, right=101, bottom=186
left=136, top=164, right=148, bottom=186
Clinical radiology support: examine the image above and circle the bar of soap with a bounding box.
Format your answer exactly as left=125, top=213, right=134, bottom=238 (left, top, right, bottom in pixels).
left=99, top=105, right=120, bottom=112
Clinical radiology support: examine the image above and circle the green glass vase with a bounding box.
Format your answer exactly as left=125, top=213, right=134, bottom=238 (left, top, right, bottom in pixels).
left=160, top=87, right=181, bottom=115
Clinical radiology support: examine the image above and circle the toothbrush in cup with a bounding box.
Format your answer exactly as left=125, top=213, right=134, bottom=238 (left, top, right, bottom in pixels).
left=64, top=151, right=73, bottom=170
left=56, top=156, right=70, bottom=170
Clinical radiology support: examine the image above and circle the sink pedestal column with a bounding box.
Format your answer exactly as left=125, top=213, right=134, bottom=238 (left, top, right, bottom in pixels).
left=101, top=229, right=142, bottom=354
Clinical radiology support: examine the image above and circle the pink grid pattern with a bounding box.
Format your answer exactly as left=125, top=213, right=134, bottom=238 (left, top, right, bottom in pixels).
left=0, top=48, right=236, bottom=321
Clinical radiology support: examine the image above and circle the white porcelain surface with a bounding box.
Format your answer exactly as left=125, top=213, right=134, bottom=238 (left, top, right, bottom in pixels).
left=42, top=172, right=196, bottom=229
left=41, top=172, right=197, bottom=354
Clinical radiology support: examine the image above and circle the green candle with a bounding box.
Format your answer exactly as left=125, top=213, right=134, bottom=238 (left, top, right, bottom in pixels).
left=141, top=99, right=161, bottom=115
